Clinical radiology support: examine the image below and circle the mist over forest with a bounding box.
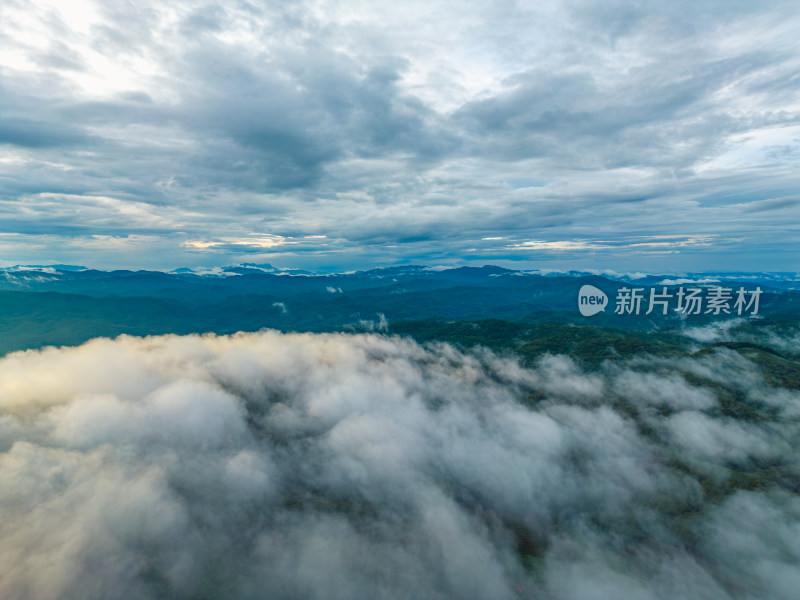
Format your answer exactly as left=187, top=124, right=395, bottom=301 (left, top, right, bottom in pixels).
left=1, top=326, right=798, bottom=599
left=2, top=0, right=799, bottom=597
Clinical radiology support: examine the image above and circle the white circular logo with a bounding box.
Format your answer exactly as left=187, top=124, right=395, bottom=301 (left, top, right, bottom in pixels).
left=578, top=285, right=608, bottom=316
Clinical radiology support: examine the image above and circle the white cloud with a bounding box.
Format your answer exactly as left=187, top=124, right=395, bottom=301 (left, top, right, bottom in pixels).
left=0, top=330, right=798, bottom=598
left=0, top=0, right=797, bottom=270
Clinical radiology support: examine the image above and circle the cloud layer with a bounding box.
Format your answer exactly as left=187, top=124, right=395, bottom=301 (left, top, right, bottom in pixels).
left=0, top=0, right=798, bottom=270
left=1, top=330, right=798, bottom=599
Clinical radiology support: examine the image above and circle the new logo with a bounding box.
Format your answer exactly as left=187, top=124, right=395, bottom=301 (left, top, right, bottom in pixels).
left=578, top=285, right=608, bottom=316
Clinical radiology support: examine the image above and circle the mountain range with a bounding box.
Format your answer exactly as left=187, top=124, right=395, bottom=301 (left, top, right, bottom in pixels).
left=1, top=263, right=798, bottom=357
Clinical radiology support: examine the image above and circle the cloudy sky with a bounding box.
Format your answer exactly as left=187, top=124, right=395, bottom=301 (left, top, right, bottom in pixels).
left=0, top=0, right=798, bottom=272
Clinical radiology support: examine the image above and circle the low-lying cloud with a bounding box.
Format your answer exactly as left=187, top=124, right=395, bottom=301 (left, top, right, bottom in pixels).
left=0, top=330, right=798, bottom=599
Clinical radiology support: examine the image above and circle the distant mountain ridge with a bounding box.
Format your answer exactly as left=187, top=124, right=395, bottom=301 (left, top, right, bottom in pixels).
left=0, top=263, right=798, bottom=357
left=2, top=262, right=798, bottom=286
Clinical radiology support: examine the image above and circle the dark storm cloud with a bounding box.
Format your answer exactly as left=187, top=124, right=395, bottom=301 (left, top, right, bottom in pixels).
left=1, top=330, right=799, bottom=599
left=0, top=0, right=798, bottom=269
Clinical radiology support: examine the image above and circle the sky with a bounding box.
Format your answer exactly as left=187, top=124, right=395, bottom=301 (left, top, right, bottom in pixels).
left=0, top=0, right=798, bottom=272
